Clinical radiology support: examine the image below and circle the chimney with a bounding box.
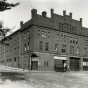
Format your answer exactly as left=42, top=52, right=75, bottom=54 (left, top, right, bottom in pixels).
left=51, top=8, right=54, bottom=18
left=42, top=11, right=47, bottom=17
left=20, top=21, right=23, bottom=28
left=31, top=9, right=37, bottom=19
left=69, top=12, right=72, bottom=19
left=51, top=8, right=54, bottom=14
left=63, top=10, right=66, bottom=16
left=80, top=18, right=82, bottom=26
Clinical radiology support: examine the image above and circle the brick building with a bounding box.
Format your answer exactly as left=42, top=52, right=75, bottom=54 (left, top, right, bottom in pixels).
left=0, top=9, right=88, bottom=71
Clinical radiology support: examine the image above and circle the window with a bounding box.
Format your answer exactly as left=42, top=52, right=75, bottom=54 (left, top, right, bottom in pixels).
left=70, top=25, right=72, bottom=32
left=14, top=48, right=16, bottom=54
left=28, top=31, right=30, bottom=38
left=67, top=36, right=69, bottom=43
left=48, top=32, right=50, bottom=38
left=44, top=61, right=46, bottom=66
left=47, top=62, right=49, bottom=67
left=83, top=39, right=85, bottom=44
left=64, top=23, right=66, bottom=29
left=55, top=44, right=58, bottom=51
left=70, top=36, right=72, bottom=43
left=64, top=35, right=66, bottom=42
left=57, top=34, right=59, bottom=41
left=44, top=61, right=48, bottom=67
left=73, top=37, right=75, bottom=44
left=83, top=59, right=88, bottom=66
left=74, top=27, right=76, bottom=33
left=14, top=58, right=16, bottom=67
left=67, top=24, right=69, bottom=30
left=61, top=35, right=63, bottom=42
left=76, top=38, right=78, bottom=44
left=62, top=24, right=63, bottom=30
left=86, top=40, right=88, bottom=46
left=77, top=47, right=80, bottom=54
left=62, top=45, right=66, bottom=53
left=70, top=46, right=74, bottom=54
left=45, top=43, right=49, bottom=51
left=39, top=42, right=43, bottom=50
left=38, top=30, right=40, bottom=36
left=42, top=31, right=46, bottom=38
left=59, top=23, right=61, bottom=29
left=24, top=44, right=26, bottom=51
left=84, top=48, right=87, bottom=55
left=28, top=43, right=29, bottom=50
left=24, top=32, right=26, bottom=39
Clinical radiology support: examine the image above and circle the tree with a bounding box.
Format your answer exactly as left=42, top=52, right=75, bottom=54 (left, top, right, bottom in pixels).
left=0, top=0, right=19, bottom=42
left=0, top=0, right=19, bottom=12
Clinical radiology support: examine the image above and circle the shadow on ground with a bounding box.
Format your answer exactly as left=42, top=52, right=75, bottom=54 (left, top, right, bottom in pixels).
left=0, top=72, right=28, bottom=82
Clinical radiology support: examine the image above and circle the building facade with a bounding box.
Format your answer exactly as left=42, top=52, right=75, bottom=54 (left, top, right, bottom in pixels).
left=0, top=9, right=88, bottom=71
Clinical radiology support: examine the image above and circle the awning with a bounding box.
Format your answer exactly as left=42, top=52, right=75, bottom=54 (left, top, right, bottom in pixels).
left=54, top=56, right=67, bottom=60
left=31, top=53, right=39, bottom=58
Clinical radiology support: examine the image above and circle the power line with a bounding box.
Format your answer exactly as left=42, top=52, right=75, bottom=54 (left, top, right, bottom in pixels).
left=27, top=0, right=34, bottom=9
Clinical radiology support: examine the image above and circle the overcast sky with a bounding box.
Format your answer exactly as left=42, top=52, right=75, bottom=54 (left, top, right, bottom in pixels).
left=0, top=0, right=88, bottom=32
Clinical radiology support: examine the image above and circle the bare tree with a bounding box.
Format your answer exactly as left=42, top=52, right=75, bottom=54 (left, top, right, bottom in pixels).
left=0, top=0, right=19, bottom=41
left=0, top=0, right=19, bottom=12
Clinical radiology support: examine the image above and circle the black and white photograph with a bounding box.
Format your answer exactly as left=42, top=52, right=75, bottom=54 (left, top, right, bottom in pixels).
left=0, top=0, right=88, bottom=88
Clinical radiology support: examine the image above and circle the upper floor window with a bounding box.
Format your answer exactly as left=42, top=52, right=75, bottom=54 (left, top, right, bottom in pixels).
left=42, top=31, right=46, bottom=38
left=86, top=40, right=88, bottom=46
left=57, top=34, right=59, bottom=41
left=24, top=44, right=26, bottom=51
left=62, top=24, right=64, bottom=30
left=73, top=37, right=75, bottom=44
left=45, top=43, right=49, bottom=51
left=55, top=44, right=58, bottom=51
left=74, top=27, right=76, bottom=33
left=64, top=35, right=66, bottom=42
left=28, top=31, right=30, bottom=38
left=77, top=47, right=80, bottom=54
left=83, top=39, right=85, bottom=44
left=61, top=35, right=63, bottom=42
left=76, top=38, right=78, bottom=44
left=24, top=32, right=26, bottom=40
left=48, top=32, right=50, bottom=38
left=28, top=43, right=29, bottom=50
left=70, top=36, right=72, bottom=43
left=67, top=36, right=69, bottom=43
left=62, top=45, right=66, bottom=53
left=70, top=46, right=74, bottom=54
left=39, top=42, right=43, bottom=50
left=64, top=23, right=66, bottom=29
left=59, top=23, right=61, bottom=30
left=84, top=48, right=87, bottom=55
left=38, top=30, right=41, bottom=36
left=67, top=24, right=69, bottom=30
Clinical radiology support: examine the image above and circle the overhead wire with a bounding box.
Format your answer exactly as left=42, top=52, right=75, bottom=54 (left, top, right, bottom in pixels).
left=27, top=0, right=34, bottom=9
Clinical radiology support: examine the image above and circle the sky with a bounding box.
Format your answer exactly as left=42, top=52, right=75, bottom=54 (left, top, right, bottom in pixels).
left=0, top=0, right=88, bottom=33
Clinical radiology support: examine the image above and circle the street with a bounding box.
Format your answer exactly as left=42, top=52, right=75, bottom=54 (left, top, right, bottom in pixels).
left=0, top=71, right=88, bottom=88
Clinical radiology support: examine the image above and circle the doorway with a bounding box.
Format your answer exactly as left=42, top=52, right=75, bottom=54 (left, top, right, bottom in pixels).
left=31, top=61, right=38, bottom=70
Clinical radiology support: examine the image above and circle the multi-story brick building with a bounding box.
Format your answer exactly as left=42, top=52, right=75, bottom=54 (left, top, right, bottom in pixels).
left=0, top=9, right=88, bottom=71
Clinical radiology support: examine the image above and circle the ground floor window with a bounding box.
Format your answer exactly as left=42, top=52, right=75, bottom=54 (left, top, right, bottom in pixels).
left=83, top=58, right=88, bottom=71
left=44, top=61, right=49, bottom=67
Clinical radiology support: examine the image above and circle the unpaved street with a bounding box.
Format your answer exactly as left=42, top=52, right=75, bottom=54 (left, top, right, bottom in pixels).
left=0, top=71, right=88, bottom=88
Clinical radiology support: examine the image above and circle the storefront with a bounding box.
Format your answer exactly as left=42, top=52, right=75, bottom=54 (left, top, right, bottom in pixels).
left=54, top=56, right=67, bottom=70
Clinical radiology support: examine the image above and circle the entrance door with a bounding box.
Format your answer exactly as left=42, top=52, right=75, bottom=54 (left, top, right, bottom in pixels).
left=31, top=61, right=38, bottom=70
left=70, top=57, right=80, bottom=71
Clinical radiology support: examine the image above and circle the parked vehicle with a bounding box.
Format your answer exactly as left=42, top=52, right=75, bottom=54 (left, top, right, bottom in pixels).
left=55, top=65, right=67, bottom=72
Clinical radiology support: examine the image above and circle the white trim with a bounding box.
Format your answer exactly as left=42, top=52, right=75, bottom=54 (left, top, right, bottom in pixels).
left=54, top=56, right=67, bottom=60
